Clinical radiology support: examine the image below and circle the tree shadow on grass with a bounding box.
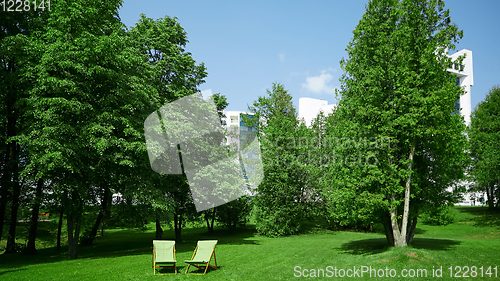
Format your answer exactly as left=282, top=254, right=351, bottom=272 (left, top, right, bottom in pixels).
left=411, top=238, right=461, bottom=251
left=414, top=228, right=427, bottom=235
left=0, top=268, right=28, bottom=276
left=456, top=207, right=500, bottom=228
left=0, top=225, right=259, bottom=269
left=339, top=238, right=391, bottom=255
left=339, top=237, right=460, bottom=256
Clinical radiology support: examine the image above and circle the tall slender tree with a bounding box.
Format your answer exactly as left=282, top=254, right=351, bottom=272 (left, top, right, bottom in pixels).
left=469, top=86, right=500, bottom=209
left=247, top=82, right=310, bottom=237
left=330, top=0, right=468, bottom=247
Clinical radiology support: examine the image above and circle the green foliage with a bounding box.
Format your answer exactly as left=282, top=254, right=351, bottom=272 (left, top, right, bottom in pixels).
left=469, top=85, right=500, bottom=209
left=324, top=0, right=468, bottom=246
left=421, top=205, right=455, bottom=226
left=1, top=0, right=208, bottom=257
left=247, top=82, right=311, bottom=237
left=127, top=13, right=207, bottom=104
left=216, top=195, right=253, bottom=229
left=324, top=187, right=385, bottom=230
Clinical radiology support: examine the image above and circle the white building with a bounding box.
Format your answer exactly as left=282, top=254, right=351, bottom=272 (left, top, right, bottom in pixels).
left=447, top=49, right=482, bottom=205
left=222, top=110, right=254, bottom=148
left=298, top=97, right=337, bottom=127
left=448, top=49, right=473, bottom=126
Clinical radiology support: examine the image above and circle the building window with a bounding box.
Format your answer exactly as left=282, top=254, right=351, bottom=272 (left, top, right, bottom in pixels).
left=452, top=99, right=460, bottom=115
left=453, top=63, right=464, bottom=71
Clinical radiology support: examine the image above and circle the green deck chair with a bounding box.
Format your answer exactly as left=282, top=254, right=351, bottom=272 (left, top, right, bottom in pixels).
left=152, top=240, right=177, bottom=275
left=185, top=240, right=218, bottom=275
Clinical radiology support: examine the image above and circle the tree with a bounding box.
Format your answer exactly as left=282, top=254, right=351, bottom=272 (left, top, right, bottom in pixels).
left=216, top=195, right=252, bottom=230
left=15, top=0, right=209, bottom=258
left=127, top=14, right=207, bottom=104
left=20, top=0, right=160, bottom=259
left=330, top=0, right=468, bottom=247
left=247, top=82, right=310, bottom=237
left=129, top=14, right=208, bottom=242
left=469, top=86, right=500, bottom=209
left=201, top=92, right=229, bottom=233
left=0, top=4, right=48, bottom=252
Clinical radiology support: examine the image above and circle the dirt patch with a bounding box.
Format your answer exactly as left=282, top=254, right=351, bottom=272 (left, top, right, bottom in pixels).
left=406, top=252, right=418, bottom=258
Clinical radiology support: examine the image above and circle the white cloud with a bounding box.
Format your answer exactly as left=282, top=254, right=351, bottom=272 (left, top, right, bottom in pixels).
left=278, top=53, right=285, bottom=62
left=301, top=69, right=338, bottom=94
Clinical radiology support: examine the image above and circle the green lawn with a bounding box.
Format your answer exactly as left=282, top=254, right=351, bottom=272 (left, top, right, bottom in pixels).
left=1, top=207, right=499, bottom=280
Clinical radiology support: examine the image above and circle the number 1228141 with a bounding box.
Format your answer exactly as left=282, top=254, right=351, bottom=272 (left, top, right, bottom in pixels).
left=1, top=0, right=50, bottom=12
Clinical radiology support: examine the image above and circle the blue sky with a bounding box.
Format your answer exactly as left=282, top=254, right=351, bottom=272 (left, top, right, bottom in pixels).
left=119, top=0, right=500, bottom=113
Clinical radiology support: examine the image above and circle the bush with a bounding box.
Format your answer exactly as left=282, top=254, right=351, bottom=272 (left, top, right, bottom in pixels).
left=322, top=187, right=384, bottom=231
left=255, top=201, right=303, bottom=237
left=421, top=206, right=455, bottom=226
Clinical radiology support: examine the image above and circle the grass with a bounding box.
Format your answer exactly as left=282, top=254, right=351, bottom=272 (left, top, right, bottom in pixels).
left=0, top=207, right=499, bottom=280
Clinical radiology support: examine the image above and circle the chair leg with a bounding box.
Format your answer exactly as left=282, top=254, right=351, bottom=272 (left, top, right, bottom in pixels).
left=213, top=251, right=217, bottom=269
left=204, top=263, right=209, bottom=275
left=185, top=264, right=191, bottom=274
left=152, top=247, right=156, bottom=275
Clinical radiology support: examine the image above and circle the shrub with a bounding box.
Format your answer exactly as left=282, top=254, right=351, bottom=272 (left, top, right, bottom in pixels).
left=421, top=206, right=455, bottom=226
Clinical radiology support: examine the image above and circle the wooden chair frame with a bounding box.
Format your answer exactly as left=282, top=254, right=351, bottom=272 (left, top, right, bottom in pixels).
left=185, top=243, right=218, bottom=275
left=152, top=242, right=177, bottom=275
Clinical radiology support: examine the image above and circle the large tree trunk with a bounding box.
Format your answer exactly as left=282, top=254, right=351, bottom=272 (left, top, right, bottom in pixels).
left=67, top=211, right=82, bottom=259
left=155, top=209, right=163, bottom=239
left=406, top=216, right=418, bottom=244
left=0, top=188, right=7, bottom=243
left=67, top=192, right=82, bottom=259
left=389, top=201, right=405, bottom=247
left=26, top=178, right=44, bottom=255
left=5, top=144, right=20, bottom=254
left=173, top=213, right=182, bottom=243
left=382, top=213, right=395, bottom=246
left=155, top=217, right=163, bottom=240
left=204, top=208, right=216, bottom=233
left=56, top=207, right=64, bottom=251
left=487, top=184, right=495, bottom=209
left=0, top=66, right=17, bottom=244
left=0, top=186, right=6, bottom=243
left=0, top=146, right=11, bottom=243
left=389, top=140, right=416, bottom=248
